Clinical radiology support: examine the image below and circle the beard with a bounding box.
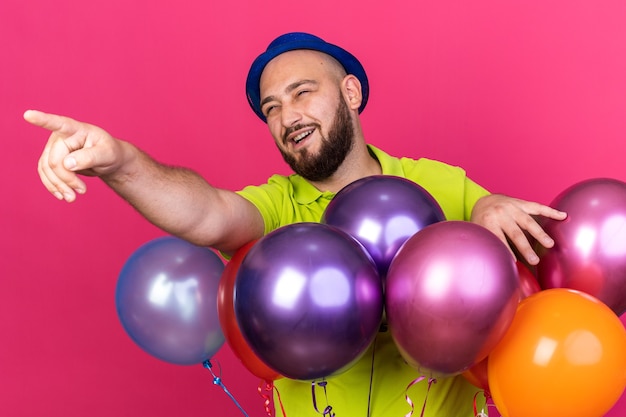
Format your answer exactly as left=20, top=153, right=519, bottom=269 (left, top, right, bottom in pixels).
left=278, top=96, right=354, bottom=182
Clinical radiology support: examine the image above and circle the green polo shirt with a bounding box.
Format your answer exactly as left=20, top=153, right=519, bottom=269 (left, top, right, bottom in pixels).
left=238, top=145, right=488, bottom=233
left=236, top=145, right=490, bottom=417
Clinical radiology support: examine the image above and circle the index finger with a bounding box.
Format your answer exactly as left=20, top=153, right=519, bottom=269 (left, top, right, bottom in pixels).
left=518, top=200, right=567, bottom=221
left=23, top=110, right=82, bottom=136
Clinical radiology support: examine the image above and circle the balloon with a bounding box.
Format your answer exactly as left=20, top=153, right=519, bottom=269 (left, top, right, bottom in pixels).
left=116, top=236, right=225, bottom=365
left=516, top=261, right=541, bottom=299
left=605, top=316, right=626, bottom=417
left=462, top=357, right=490, bottom=393
left=234, top=222, right=383, bottom=381
left=217, top=240, right=281, bottom=382
left=386, top=221, right=520, bottom=376
left=536, top=178, right=626, bottom=315
left=322, top=175, right=445, bottom=276
left=488, top=289, right=626, bottom=417
left=463, top=261, right=541, bottom=391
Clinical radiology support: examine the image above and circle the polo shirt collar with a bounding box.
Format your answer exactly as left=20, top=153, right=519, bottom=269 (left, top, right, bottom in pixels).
left=292, top=145, right=404, bottom=205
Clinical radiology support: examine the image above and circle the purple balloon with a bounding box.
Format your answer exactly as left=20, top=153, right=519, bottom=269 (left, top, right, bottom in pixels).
left=116, top=237, right=225, bottom=365
left=536, top=178, right=626, bottom=316
left=322, top=175, right=445, bottom=277
left=386, top=221, right=520, bottom=376
left=234, top=223, right=383, bottom=381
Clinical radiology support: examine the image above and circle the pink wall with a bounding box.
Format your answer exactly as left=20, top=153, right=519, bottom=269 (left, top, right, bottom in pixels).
left=2, top=0, right=625, bottom=416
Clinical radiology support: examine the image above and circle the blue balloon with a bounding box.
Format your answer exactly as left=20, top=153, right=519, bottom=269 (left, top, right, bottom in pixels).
left=234, top=223, right=383, bottom=381
left=322, top=175, right=445, bottom=277
left=116, top=236, right=225, bottom=365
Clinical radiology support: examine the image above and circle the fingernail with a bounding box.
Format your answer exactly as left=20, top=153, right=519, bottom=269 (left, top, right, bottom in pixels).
left=63, top=192, right=74, bottom=201
left=53, top=191, right=63, bottom=200
left=64, top=157, right=77, bottom=170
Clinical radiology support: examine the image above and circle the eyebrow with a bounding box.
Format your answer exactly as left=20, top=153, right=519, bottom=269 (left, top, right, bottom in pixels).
left=260, top=79, right=319, bottom=109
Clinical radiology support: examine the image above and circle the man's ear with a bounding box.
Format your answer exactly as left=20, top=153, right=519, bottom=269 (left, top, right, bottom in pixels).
left=342, top=74, right=363, bottom=111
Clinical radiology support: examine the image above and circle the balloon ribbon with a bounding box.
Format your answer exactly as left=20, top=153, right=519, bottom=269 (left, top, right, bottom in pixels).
left=258, top=380, right=288, bottom=417
left=203, top=360, right=250, bottom=417
left=366, top=335, right=378, bottom=417
left=473, top=390, right=496, bottom=417
left=404, top=376, right=436, bottom=417
left=311, top=380, right=335, bottom=416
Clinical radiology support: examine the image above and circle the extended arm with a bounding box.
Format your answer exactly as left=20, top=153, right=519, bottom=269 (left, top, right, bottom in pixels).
left=25, top=110, right=264, bottom=253
left=470, top=193, right=567, bottom=265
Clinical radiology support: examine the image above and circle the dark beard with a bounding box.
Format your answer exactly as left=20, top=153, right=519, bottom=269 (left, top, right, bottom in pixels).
left=278, top=97, right=354, bottom=182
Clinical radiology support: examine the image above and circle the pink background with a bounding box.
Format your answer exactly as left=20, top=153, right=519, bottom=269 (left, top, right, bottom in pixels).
left=2, top=0, right=625, bottom=416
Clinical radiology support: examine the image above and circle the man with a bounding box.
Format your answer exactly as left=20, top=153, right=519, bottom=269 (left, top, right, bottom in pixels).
left=26, top=32, right=566, bottom=416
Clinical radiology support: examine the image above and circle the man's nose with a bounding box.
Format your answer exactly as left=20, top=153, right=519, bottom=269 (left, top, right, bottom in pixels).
left=281, top=103, right=303, bottom=128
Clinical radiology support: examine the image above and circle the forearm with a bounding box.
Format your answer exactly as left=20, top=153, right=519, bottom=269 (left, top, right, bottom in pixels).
left=26, top=110, right=263, bottom=251
left=101, top=141, right=263, bottom=251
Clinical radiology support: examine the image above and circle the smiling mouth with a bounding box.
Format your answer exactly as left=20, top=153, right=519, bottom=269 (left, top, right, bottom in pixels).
left=293, top=130, right=313, bottom=144
left=284, top=124, right=318, bottom=146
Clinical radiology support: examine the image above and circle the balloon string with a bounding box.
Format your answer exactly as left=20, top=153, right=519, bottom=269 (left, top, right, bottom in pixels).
left=419, top=378, right=436, bottom=417
left=203, top=360, right=250, bottom=417
left=258, top=380, right=274, bottom=417
left=485, top=395, right=499, bottom=417
left=472, top=390, right=493, bottom=417
left=403, top=376, right=425, bottom=417
left=366, top=335, right=378, bottom=417
left=273, top=382, right=287, bottom=417
left=259, top=380, right=288, bottom=417
left=311, top=380, right=336, bottom=416
left=473, top=391, right=486, bottom=417
left=404, top=377, right=436, bottom=417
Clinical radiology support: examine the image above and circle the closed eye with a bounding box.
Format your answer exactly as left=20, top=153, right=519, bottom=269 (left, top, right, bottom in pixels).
left=263, top=104, right=279, bottom=117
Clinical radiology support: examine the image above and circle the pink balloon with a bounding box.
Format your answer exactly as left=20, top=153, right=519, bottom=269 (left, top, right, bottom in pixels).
left=464, top=262, right=540, bottom=392
left=386, top=221, right=520, bottom=376
left=536, top=178, right=626, bottom=316
left=462, top=261, right=541, bottom=397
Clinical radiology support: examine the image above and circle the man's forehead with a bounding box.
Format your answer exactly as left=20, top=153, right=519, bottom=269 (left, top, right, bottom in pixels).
left=261, top=50, right=344, bottom=81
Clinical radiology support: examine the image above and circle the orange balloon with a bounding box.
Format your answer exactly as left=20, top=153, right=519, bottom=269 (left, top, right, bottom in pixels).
left=217, top=240, right=281, bottom=382
left=488, top=289, right=626, bottom=417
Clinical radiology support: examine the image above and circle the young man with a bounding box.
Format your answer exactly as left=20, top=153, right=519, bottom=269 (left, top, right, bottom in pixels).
left=26, top=32, right=565, bottom=416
